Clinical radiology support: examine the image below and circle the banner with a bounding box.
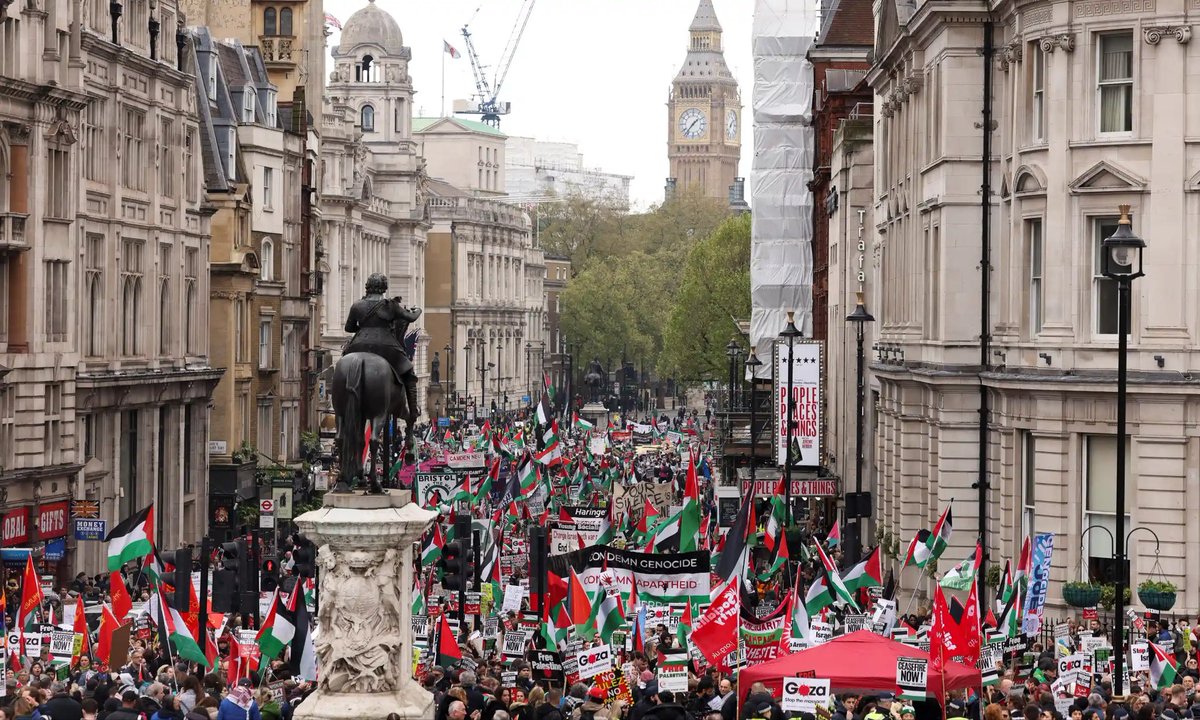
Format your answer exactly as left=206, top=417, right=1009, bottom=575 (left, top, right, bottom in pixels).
left=446, top=452, right=486, bottom=469
left=548, top=545, right=710, bottom=604
left=611, top=482, right=675, bottom=520
left=774, top=340, right=822, bottom=466
left=1021, top=533, right=1054, bottom=637
left=741, top=611, right=787, bottom=663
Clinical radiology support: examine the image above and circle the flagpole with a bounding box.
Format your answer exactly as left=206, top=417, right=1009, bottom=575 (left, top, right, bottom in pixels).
left=441, top=47, right=446, bottom=117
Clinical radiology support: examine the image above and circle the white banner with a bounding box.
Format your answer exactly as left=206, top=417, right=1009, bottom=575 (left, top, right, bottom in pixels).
left=782, top=677, right=831, bottom=714
left=774, top=340, right=822, bottom=466
left=577, top=644, right=613, bottom=680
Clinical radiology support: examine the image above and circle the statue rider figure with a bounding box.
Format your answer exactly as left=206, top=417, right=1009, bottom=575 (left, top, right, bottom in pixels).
left=344, top=273, right=422, bottom=417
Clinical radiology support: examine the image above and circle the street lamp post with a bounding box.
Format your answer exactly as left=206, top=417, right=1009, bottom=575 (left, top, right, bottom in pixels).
left=496, top=341, right=504, bottom=414
left=526, top=342, right=533, bottom=406
left=779, top=312, right=803, bottom=525
left=1102, top=205, right=1145, bottom=699
left=745, top=348, right=763, bottom=484
left=725, top=338, right=740, bottom=415
left=444, top=343, right=453, bottom=418
left=846, top=291, right=875, bottom=566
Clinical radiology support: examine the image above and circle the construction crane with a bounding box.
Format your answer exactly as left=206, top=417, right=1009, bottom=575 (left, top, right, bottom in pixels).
left=457, top=0, right=536, bottom=127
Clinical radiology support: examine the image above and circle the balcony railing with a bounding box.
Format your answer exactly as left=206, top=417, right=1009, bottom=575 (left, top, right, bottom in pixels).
left=259, top=36, right=295, bottom=63
left=0, top=213, right=29, bottom=252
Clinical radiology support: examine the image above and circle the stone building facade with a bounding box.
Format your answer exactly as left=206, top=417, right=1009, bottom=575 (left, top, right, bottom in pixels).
left=544, top=255, right=570, bottom=401
left=2, top=0, right=220, bottom=573
left=504, top=136, right=632, bottom=210
left=319, top=1, right=430, bottom=419
left=862, top=0, right=1200, bottom=610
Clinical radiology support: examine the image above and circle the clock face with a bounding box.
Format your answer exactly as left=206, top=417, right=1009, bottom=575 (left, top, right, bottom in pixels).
left=678, top=108, right=707, bottom=139
left=726, top=110, right=738, bottom=140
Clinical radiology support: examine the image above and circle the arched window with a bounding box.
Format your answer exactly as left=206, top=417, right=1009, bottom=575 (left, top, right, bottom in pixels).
left=122, top=277, right=140, bottom=355
left=356, top=55, right=378, bottom=82
left=260, top=238, right=274, bottom=281
left=360, top=104, right=375, bottom=132
left=87, top=274, right=103, bottom=356
left=184, top=281, right=196, bottom=354
left=279, top=8, right=292, bottom=35
left=159, top=281, right=171, bottom=355
left=263, top=7, right=276, bottom=35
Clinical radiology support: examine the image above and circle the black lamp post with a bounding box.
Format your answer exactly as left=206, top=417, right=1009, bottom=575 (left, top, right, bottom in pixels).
left=496, top=340, right=504, bottom=413
left=779, top=311, right=803, bottom=524
left=745, top=347, right=763, bottom=484
left=444, top=343, right=453, bottom=416
left=1102, top=204, right=1144, bottom=698
left=525, top=342, right=533, bottom=406
left=725, top=338, right=740, bottom=415
left=845, top=291, right=875, bottom=566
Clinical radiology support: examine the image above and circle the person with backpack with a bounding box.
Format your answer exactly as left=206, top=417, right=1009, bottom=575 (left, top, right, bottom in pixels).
left=574, top=687, right=610, bottom=720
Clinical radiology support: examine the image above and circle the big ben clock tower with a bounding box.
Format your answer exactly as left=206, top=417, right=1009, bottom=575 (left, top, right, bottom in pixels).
left=667, top=0, right=742, bottom=202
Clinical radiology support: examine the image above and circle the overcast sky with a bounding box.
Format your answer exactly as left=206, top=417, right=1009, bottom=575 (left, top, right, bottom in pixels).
left=322, top=0, right=754, bottom=210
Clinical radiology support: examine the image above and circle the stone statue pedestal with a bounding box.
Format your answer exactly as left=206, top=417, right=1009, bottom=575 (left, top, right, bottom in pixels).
left=293, top=491, right=437, bottom=720
left=580, top=402, right=609, bottom=427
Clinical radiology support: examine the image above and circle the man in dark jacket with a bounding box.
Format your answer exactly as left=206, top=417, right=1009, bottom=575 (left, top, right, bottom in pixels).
left=644, top=691, right=690, bottom=720
left=105, top=690, right=146, bottom=720
left=688, top=679, right=717, bottom=718
left=630, top=682, right=660, bottom=720
left=40, top=681, right=84, bottom=720
left=536, top=690, right=566, bottom=720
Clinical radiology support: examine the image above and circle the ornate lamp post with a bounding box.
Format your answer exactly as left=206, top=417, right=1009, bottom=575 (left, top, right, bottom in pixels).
left=496, top=340, right=504, bottom=413
left=725, top=338, right=740, bottom=414
left=779, top=312, right=803, bottom=524
left=845, top=291, right=875, bottom=566
left=744, top=347, right=763, bottom=484
left=1102, top=205, right=1144, bottom=698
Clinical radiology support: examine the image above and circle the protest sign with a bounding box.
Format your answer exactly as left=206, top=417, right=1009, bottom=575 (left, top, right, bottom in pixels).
left=577, top=644, right=613, bottom=680
left=782, top=677, right=832, bottom=714
left=896, top=657, right=929, bottom=701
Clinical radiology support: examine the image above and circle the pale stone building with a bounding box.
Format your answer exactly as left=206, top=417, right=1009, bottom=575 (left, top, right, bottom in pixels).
left=860, top=0, right=1200, bottom=610
left=666, top=0, right=742, bottom=202
left=1, top=0, right=220, bottom=572
left=319, top=0, right=430, bottom=418
left=415, top=117, right=508, bottom=197
left=504, top=136, right=632, bottom=209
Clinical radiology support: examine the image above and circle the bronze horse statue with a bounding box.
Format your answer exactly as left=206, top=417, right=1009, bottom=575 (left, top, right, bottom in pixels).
left=329, top=333, right=419, bottom=493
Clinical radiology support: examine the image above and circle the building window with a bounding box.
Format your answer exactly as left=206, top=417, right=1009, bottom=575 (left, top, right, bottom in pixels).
left=258, top=317, right=271, bottom=369
left=234, top=298, right=246, bottom=363
left=280, top=403, right=293, bottom=461
left=86, top=234, right=103, bottom=356
left=83, top=100, right=106, bottom=182
left=257, top=400, right=273, bottom=454
left=184, top=129, right=197, bottom=202
left=207, top=54, right=217, bottom=101
left=1028, top=219, right=1043, bottom=335
left=263, top=7, right=276, bottom=35
left=225, top=128, right=236, bottom=182
left=1022, top=432, right=1036, bottom=542
left=243, top=91, right=256, bottom=123
left=184, top=248, right=198, bottom=355
left=1098, top=32, right=1133, bottom=134
left=280, top=8, right=292, bottom=35
left=1093, top=216, right=1126, bottom=335
left=182, top=406, right=193, bottom=493
left=260, top=237, right=274, bottom=281
left=46, top=147, right=70, bottom=219
left=282, top=323, right=300, bottom=380
left=1031, top=43, right=1045, bottom=141
left=44, top=382, right=62, bottom=463
left=262, top=167, right=273, bottom=209
left=121, top=239, right=143, bottom=356
left=121, top=107, right=145, bottom=191
left=43, top=260, right=69, bottom=342
left=361, top=105, right=375, bottom=132
left=1084, top=435, right=1131, bottom=583
left=265, top=91, right=277, bottom=128
left=158, top=118, right=176, bottom=200
left=357, top=55, right=378, bottom=82
left=158, top=244, right=172, bottom=357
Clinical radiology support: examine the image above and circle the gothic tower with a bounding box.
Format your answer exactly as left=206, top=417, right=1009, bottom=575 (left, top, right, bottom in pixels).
left=667, top=0, right=742, bottom=202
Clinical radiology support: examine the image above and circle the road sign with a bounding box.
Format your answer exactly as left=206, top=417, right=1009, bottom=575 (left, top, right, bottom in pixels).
left=259, top=499, right=275, bottom=514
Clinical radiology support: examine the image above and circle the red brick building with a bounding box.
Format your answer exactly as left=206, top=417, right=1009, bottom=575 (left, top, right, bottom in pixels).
left=809, top=0, right=874, bottom=341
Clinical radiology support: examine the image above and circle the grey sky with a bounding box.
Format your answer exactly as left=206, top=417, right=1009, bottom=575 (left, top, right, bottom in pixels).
left=323, top=0, right=754, bottom=210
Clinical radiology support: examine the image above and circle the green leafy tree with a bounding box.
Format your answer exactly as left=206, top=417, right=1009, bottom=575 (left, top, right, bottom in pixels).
left=660, top=213, right=751, bottom=380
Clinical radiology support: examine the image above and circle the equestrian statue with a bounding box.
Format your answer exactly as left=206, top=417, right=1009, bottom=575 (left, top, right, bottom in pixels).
left=330, top=273, right=421, bottom=493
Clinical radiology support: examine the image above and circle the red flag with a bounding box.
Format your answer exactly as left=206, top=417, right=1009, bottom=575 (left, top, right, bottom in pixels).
left=72, top=595, right=89, bottom=659
left=19, top=554, right=42, bottom=625
left=930, top=585, right=954, bottom=672
left=109, top=572, right=133, bottom=623
left=690, top=579, right=740, bottom=670
left=565, top=569, right=591, bottom=627
left=96, top=604, right=120, bottom=664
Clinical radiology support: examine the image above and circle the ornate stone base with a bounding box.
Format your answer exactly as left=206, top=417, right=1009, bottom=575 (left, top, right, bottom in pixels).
left=581, top=401, right=609, bottom=426
left=293, top=490, right=436, bottom=720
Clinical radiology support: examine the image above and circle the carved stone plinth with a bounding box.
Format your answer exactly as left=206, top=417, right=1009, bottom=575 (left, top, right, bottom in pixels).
left=293, top=491, right=437, bottom=720
left=580, top=401, right=609, bottom=427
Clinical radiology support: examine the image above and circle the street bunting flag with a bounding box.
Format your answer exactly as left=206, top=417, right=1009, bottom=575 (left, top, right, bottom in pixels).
left=105, top=505, right=155, bottom=571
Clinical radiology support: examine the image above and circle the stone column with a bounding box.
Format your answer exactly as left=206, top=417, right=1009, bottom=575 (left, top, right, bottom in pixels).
left=293, top=492, right=437, bottom=720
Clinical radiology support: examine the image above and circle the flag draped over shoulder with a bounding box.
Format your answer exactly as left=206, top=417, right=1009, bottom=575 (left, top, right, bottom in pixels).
left=105, top=505, right=155, bottom=571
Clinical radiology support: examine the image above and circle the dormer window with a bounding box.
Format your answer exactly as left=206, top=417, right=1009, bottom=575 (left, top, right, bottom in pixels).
left=264, top=90, right=278, bottom=128
left=361, top=104, right=375, bottom=132
left=225, top=128, right=236, bottom=182
left=207, top=54, right=217, bottom=101
left=242, top=90, right=256, bottom=123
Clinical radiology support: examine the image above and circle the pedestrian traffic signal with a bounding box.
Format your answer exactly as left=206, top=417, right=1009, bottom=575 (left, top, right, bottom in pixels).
left=261, top=559, right=279, bottom=592
left=171, top=548, right=193, bottom=612
left=440, top=540, right=467, bottom=592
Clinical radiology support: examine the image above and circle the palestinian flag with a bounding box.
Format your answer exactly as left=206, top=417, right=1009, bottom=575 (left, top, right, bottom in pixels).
left=155, top=591, right=208, bottom=666
left=145, top=547, right=173, bottom=587
left=843, top=546, right=884, bottom=593
left=825, top=521, right=841, bottom=549
left=1015, top=536, right=1032, bottom=593
left=256, top=591, right=296, bottom=660
left=939, top=541, right=982, bottom=590
left=572, top=412, right=594, bottom=432
left=758, top=533, right=790, bottom=580
left=1150, top=640, right=1178, bottom=689
left=412, top=589, right=427, bottom=616
left=517, top=458, right=539, bottom=498
left=675, top=601, right=693, bottom=649
left=927, top=506, right=953, bottom=563
left=813, top=542, right=858, bottom=611
left=421, top=524, right=445, bottom=567
left=803, top=575, right=832, bottom=616
left=649, top=510, right=682, bottom=553
left=903, top=529, right=934, bottom=569
left=635, top=500, right=661, bottom=536
left=452, top=474, right=473, bottom=504
left=762, top=479, right=787, bottom=552
left=105, top=505, right=155, bottom=571
left=565, top=569, right=592, bottom=628
left=536, top=392, right=554, bottom=428
left=534, top=421, right=564, bottom=465
left=679, top=453, right=701, bottom=553
left=715, top=487, right=756, bottom=584
left=586, top=591, right=623, bottom=643
left=995, top=590, right=1019, bottom=639
left=474, top=458, right=499, bottom=503
left=436, top=613, right=462, bottom=667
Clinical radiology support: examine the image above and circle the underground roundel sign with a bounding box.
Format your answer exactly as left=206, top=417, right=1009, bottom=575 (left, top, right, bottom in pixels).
left=782, top=677, right=831, bottom=714
left=260, top=499, right=275, bottom=514
left=576, top=644, right=613, bottom=680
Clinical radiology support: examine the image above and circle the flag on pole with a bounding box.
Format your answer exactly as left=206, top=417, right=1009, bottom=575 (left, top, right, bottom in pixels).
left=105, top=505, right=155, bottom=571
left=324, top=12, right=342, bottom=30
left=96, top=604, right=121, bottom=664
left=903, top=529, right=934, bottom=569
left=1150, top=640, right=1178, bottom=688
left=842, top=546, right=884, bottom=593
left=813, top=542, right=858, bottom=611
left=443, top=40, right=461, bottom=59
left=109, top=571, right=132, bottom=621
left=436, top=613, right=462, bottom=667
left=939, top=541, right=983, bottom=590
left=927, top=506, right=954, bottom=562
left=256, top=592, right=296, bottom=660
left=155, top=591, right=209, bottom=667
left=678, top=453, right=701, bottom=553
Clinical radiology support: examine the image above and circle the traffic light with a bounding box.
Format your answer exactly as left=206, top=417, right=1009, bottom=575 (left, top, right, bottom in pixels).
left=171, top=548, right=193, bottom=612
left=440, top=540, right=467, bottom=592
left=261, top=559, right=279, bottom=592
left=292, top=534, right=316, bottom=578
left=212, top=540, right=242, bottom=613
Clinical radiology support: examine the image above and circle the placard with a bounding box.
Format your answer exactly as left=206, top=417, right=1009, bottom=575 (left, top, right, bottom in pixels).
left=49, top=631, right=74, bottom=657
left=483, top=617, right=499, bottom=639
left=412, top=615, right=429, bottom=645
left=527, top=650, right=564, bottom=682
left=503, top=629, right=529, bottom=659
left=810, top=621, right=833, bottom=645
left=843, top=613, right=869, bottom=633
left=576, top=644, right=612, bottom=680
left=782, top=677, right=831, bottom=714
left=502, top=585, right=525, bottom=613
left=656, top=661, right=688, bottom=693
left=1130, top=642, right=1149, bottom=671
left=896, top=657, right=929, bottom=701
left=871, top=599, right=897, bottom=636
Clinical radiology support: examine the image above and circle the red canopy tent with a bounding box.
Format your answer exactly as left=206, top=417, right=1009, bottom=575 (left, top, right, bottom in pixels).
left=737, top=630, right=982, bottom=700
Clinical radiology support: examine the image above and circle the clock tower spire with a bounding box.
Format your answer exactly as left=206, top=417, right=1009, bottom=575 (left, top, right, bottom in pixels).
left=667, top=0, right=741, bottom=202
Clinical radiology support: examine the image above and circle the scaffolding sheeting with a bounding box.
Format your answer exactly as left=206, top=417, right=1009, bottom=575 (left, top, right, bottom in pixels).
left=749, top=0, right=818, bottom=375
